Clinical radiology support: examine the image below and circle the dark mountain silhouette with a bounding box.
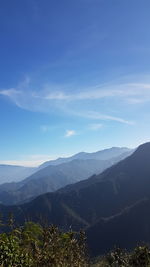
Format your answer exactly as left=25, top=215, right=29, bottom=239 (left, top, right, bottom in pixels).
left=87, top=198, right=150, bottom=256
left=0, top=143, right=149, bottom=256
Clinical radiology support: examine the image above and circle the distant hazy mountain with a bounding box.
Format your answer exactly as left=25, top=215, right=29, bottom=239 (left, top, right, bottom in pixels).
left=0, top=165, right=36, bottom=184
left=0, top=147, right=133, bottom=205
left=0, top=147, right=132, bottom=186
left=39, top=147, right=131, bottom=169
left=0, top=158, right=120, bottom=205
left=0, top=142, right=149, bottom=257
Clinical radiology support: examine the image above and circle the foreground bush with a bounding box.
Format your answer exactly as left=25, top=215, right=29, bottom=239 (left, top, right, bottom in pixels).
left=0, top=221, right=88, bottom=267
left=92, top=246, right=150, bottom=267
left=1, top=217, right=150, bottom=266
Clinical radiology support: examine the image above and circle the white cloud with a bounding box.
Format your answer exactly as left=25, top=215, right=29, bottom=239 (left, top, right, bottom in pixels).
left=0, top=89, right=20, bottom=97
left=65, top=130, right=76, bottom=138
left=86, top=112, right=133, bottom=125
left=42, top=82, right=150, bottom=101
left=2, top=81, right=150, bottom=104
left=70, top=110, right=134, bottom=125
left=1, top=78, right=150, bottom=125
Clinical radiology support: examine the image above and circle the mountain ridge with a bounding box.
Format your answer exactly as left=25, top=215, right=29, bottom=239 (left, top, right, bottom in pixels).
left=0, top=147, right=133, bottom=205
left=39, top=147, right=131, bottom=169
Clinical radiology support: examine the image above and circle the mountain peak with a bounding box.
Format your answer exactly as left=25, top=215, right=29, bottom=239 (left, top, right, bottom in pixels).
left=132, top=142, right=150, bottom=157
left=136, top=142, right=150, bottom=151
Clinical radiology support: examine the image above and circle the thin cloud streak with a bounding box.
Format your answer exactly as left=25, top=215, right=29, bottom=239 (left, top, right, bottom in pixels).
left=0, top=89, right=20, bottom=97
left=2, top=82, right=150, bottom=102
left=42, top=82, right=150, bottom=101
left=71, top=110, right=134, bottom=125
left=1, top=80, right=150, bottom=125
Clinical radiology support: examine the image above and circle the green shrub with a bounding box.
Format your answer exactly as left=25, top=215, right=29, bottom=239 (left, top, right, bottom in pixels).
left=129, top=245, right=150, bottom=267
left=94, top=245, right=150, bottom=267
left=0, top=222, right=88, bottom=267
left=105, top=248, right=129, bottom=267
left=1, top=217, right=150, bottom=267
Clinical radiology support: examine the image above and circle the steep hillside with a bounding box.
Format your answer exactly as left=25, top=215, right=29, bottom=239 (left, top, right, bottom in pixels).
left=87, top=198, right=150, bottom=256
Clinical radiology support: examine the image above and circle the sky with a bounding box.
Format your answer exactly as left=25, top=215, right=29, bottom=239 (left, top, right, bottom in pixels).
left=0, top=0, right=150, bottom=166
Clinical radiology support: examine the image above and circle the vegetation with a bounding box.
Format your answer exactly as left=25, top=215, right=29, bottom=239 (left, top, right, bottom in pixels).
left=1, top=216, right=150, bottom=266
left=0, top=217, right=88, bottom=267
left=92, top=246, right=150, bottom=267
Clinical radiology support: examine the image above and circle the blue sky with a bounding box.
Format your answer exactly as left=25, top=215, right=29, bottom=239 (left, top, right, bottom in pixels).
left=1, top=0, right=150, bottom=166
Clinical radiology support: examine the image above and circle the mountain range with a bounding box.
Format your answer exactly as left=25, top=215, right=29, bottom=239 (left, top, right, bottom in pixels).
left=0, top=147, right=132, bottom=205
left=39, top=146, right=131, bottom=168
left=0, top=142, right=149, bottom=257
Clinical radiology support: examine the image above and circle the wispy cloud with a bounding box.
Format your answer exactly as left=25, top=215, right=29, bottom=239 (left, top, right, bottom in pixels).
left=1, top=78, right=150, bottom=125
left=41, top=82, right=150, bottom=102
left=67, top=109, right=133, bottom=125
left=65, top=130, right=76, bottom=138
left=0, top=89, right=20, bottom=97
left=82, top=111, right=134, bottom=125
left=2, top=80, right=150, bottom=103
